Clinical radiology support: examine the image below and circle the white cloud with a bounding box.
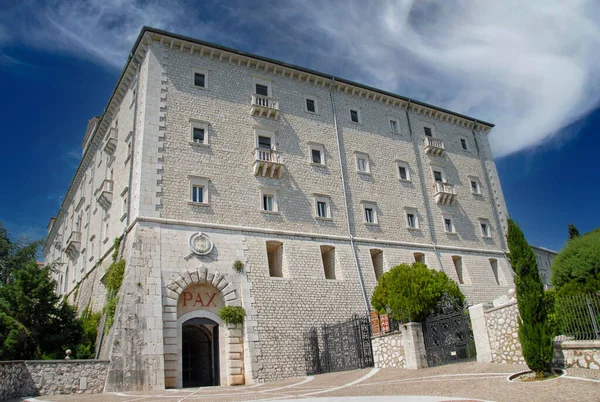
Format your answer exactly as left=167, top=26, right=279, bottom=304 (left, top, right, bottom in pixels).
left=2, top=0, right=599, bottom=157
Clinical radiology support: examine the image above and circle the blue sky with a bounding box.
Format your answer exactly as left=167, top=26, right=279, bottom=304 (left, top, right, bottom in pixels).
left=0, top=0, right=598, bottom=252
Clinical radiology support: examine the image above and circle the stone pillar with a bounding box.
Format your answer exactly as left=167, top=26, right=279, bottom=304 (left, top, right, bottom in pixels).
left=227, top=323, right=245, bottom=385
left=403, top=322, right=428, bottom=369
left=469, top=303, right=492, bottom=363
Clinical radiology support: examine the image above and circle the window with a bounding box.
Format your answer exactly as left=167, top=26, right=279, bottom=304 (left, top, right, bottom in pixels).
left=189, top=176, right=209, bottom=205
left=490, top=258, right=500, bottom=285
left=258, top=135, right=272, bottom=149
left=424, top=126, right=433, bottom=137
left=349, top=109, right=361, bottom=123
left=371, top=249, right=384, bottom=280
left=255, top=83, right=269, bottom=96
left=121, top=195, right=128, bottom=221
left=433, top=169, right=444, bottom=182
left=260, top=188, right=278, bottom=213
left=314, top=195, right=331, bottom=219
left=413, top=252, right=426, bottom=264
left=266, top=240, right=286, bottom=277
left=452, top=256, right=465, bottom=284
left=390, top=119, right=398, bottom=133
left=321, top=245, right=336, bottom=279
left=459, top=136, right=470, bottom=151
left=480, top=220, right=491, bottom=237
left=190, top=120, right=209, bottom=146
left=305, top=96, right=318, bottom=113
left=363, top=202, right=378, bottom=224
left=397, top=161, right=411, bottom=181
left=469, top=177, right=481, bottom=195
left=406, top=211, right=419, bottom=229
left=309, top=143, right=325, bottom=165
left=194, top=72, right=205, bottom=88
left=444, top=216, right=455, bottom=233
left=356, top=153, right=370, bottom=173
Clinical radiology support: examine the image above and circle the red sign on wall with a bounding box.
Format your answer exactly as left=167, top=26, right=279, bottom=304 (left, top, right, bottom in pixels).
left=380, top=314, right=390, bottom=333
left=370, top=310, right=381, bottom=337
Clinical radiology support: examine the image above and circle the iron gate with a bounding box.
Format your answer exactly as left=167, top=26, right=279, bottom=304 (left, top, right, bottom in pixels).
left=422, top=293, right=476, bottom=367
left=304, top=315, right=374, bottom=375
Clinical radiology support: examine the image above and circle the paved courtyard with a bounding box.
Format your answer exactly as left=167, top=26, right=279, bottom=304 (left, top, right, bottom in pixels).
left=13, top=362, right=600, bottom=402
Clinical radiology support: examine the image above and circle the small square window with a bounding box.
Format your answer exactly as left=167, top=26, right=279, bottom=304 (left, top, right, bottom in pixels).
left=191, top=185, right=204, bottom=203
left=481, top=222, right=490, bottom=237
left=306, top=98, right=316, bottom=113
left=260, top=189, right=278, bottom=213
left=390, top=119, right=398, bottom=133
left=470, top=179, right=481, bottom=194
left=356, top=154, right=370, bottom=173
left=189, top=176, right=209, bottom=206
left=424, top=126, right=433, bottom=137
left=460, top=138, right=468, bottom=150
left=255, top=84, right=269, bottom=96
left=258, top=135, right=272, bottom=149
left=433, top=170, right=443, bottom=182
left=194, top=73, right=205, bottom=88
left=350, top=109, right=360, bottom=123
left=193, top=127, right=205, bottom=143
left=314, top=196, right=331, bottom=219
left=312, top=149, right=322, bottom=164
left=397, top=161, right=411, bottom=181
left=363, top=202, right=378, bottom=224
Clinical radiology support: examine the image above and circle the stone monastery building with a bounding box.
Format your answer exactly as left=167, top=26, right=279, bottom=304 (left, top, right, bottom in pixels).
left=43, top=27, right=513, bottom=391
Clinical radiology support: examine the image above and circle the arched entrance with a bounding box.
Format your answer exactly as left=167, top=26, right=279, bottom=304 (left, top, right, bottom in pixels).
left=181, top=317, right=220, bottom=387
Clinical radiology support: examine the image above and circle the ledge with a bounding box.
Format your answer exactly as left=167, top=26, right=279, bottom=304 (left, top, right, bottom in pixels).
left=188, top=201, right=210, bottom=207
left=554, top=339, right=600, bottom=349
left=189, top=141, right=210, bottom=148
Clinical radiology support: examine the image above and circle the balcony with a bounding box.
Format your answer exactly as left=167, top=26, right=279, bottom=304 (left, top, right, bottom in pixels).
left=54, top=234, right=62, bottom=250
left=95, top=179, right=114, bottom=210
left=65, top=231, right=82, bottom=255
left=250, top=94, right=280, bottom=119
left=103, top=127, right=118, bottom=155
left=253, top=148, right=283, bottom=178
left=434, top=181, right=457, bottom=205
left=423, top=137, right=445, bottom=157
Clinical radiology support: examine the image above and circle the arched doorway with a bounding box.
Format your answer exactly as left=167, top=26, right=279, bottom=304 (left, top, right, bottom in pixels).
left=181, top=317, right=220, bottom=387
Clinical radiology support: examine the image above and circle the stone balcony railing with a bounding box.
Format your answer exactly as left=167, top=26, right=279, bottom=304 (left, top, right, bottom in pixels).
left=433, top=181, right=457, bottom=205
left=95, top=179, right=114, bottom=210
left=253, top=148, right=283, bottom=178
left=65, top=231, right=82, bottom=254
left=250, top=94, right=280, bottom=119
left=103, top=127, right=118, bottom=155
left=424, top=137, right=445, bottom=156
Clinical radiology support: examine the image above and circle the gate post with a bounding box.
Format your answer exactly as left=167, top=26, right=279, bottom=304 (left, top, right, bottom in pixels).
left=403, top=322, right=428, bottom=369
left=469, top=303, right=492, bottom=363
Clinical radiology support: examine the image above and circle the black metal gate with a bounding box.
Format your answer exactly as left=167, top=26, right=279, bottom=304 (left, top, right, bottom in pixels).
left=423, top=295, right=476, bottom=367
left=304, top=315, right=374, bottom=375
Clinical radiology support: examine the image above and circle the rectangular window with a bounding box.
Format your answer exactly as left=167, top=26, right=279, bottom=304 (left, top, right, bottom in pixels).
left=433, top=170, right=443, bottom=182
left=192, top=127, right=205, bottom=143
left=399, top=166, right=408, bottom=180
left=444, top=218, right=454, bottom=233
left=452, top=256, right=465, bottom=284
left=266, top=241, right=285, bottom=277
left=312, top=149, right=322, bottom=164
left=357, top=157, right=367, bottom=172
left=258, top=135, right=272, bottom=149
left=407, top=213, right=416, bottom=228
left=263, top=194, right=274, bottom=211
left=321, top=245, right=336, bottom=280
left=481, top=222, right=490, bottom=237
left=489, top=259, right=499, bottom=285
left=350, top=109, right=359, bottom=123
left=194, top=73, right=206, bottom=88
left=371, top=249, right=384, bottom=280
left=317, top=201, right=327, bottom=218
left=191, top=185, right=204, bottom=203
left=365, top=207, right=374, bottom=223
left=471, top=180, right=479, bottom=193
left=460, top=138, right=468, bottom=150
left=306, top=98, right=316, bottom=113
left=390, top=119, right=398, bottom=133
left=424, top=126, right=432, bottom=137
left=414, top=252, right=425, bottom=264
left=255, top=84, right=269, bottom=96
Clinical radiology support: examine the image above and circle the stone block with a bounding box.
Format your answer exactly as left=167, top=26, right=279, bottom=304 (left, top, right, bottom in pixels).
left=228, top=375, right=245, bottom=386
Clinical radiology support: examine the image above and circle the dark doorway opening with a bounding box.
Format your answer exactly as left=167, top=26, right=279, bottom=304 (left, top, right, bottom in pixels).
left=182, top=318, right=220, bottom=387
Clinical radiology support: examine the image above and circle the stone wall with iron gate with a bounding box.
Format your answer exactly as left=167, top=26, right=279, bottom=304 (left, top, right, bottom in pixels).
left=304, top=315, right=374, bottom=375
left=422, top=294, right=476, bottom=367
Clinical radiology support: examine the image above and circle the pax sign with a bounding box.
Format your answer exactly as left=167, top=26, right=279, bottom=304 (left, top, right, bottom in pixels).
left=177, top=283, right=224, bottom=318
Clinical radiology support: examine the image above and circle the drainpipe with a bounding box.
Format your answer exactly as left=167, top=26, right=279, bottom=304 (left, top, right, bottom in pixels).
left=404, top=101, right=445, bottom=273
left=329, top=78, right=370, bottom=315
left=470, top=120, right=507, bottom=251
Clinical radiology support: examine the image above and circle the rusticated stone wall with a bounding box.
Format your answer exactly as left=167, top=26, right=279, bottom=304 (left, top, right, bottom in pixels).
left=553, top=340, right=600, bottom=369
left=0, top=360, right=109, bottom=401
left=484, top=302, right=525, bottom=364
left=371, top=332, right=406, bottom=368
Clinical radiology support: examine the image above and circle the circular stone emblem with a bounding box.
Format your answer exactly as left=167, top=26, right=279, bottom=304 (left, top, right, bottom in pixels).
left=188, top=232, right=213, bottom=255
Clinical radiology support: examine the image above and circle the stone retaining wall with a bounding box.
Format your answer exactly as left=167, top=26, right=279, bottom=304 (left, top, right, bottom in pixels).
left=553, top=340, right=600, bottom=369
left=483, top=302, right=525, bottom=364
left=0, top=360, right=109, bottom=401
left=372, top=332, right=406, bottom=368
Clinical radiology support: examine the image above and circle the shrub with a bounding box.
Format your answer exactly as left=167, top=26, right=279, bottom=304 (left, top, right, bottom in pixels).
left=232, top=259, right=245, bottom=274
left=507, top=219, right=553, bottom=378
left=371, top=262, right=464, bottom=322
left=218, top=306, right=246, bottom=324
left=103, top=258, right=125, bottom=330
left=551, top=228, right=600, bottom=293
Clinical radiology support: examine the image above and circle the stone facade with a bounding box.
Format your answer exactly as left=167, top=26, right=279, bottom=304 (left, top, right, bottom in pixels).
left=483, top=302, right=525, bottom=364
left=0, top=360, right=109, bottom=401
left=553, top=340, right=600, bottom=370
left=43, top=27, right=514, bottom=390
left=531, top=245, right=557, bottom=289
left=372, top=332, right=406, bottom=369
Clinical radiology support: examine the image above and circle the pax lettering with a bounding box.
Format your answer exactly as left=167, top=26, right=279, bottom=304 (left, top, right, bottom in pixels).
left=182, top=291, right=218, bottom=307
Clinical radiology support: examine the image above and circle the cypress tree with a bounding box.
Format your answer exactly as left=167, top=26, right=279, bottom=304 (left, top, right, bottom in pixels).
left=568, top=224, right=580, bottom=240
left=506, top=219, right=553, bottom=378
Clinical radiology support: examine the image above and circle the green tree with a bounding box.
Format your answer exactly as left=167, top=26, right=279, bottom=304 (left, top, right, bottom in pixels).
left=551, top=228, right=600, bottom=295
left=0, top=223, right=43, bottom=285
left=507, top=219, right=553, bottom=378
left=371, top=262, right=464, bottom=322
left=568, top=224, right=580, bottom=240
